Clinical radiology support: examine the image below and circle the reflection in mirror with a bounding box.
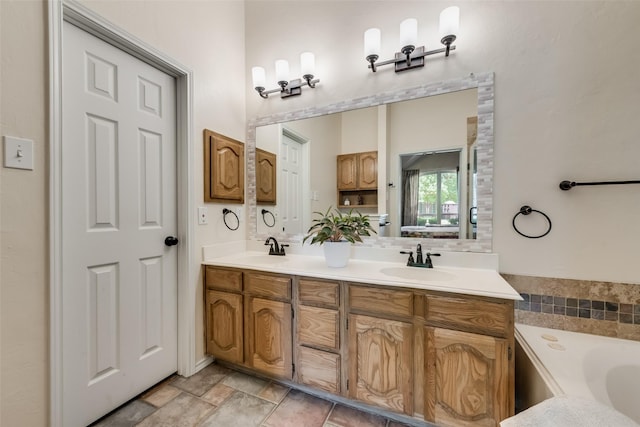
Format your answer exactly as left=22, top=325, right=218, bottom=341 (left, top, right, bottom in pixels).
left=248, top=72, right=494, bottom=252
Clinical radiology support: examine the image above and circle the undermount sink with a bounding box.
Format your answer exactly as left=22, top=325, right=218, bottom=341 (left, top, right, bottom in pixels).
left=379, top=267, right=455, bottom=282
left=243, top=255, right=289, bottom=265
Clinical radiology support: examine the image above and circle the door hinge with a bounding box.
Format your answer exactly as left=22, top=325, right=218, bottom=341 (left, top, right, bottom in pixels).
left=291, top=307, right=294, bottom=319
left=292, top=363, right=295, bottom=374
left=346, top=318, right=349, bottom=330
left=346, top=379, right=349, bottom=390
left=508, top=345, right=513, bottom=361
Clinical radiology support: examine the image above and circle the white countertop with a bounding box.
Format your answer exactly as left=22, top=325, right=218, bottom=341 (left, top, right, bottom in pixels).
left=203, top=251, right=522, bottom=301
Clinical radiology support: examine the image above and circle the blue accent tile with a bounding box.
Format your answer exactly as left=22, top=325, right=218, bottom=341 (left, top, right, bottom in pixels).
left=579, top=308, right=591, bottom=318
left=566, top=298, right=578, bottom=308
left=592, top=300, right=605, bottom=310
left=530, top=303, right=541, bottom=313
left=605, top=302, right=619, bottom=312
left=553, top=296, right=566, bottom=306
left=553, top=305, right=566, bottom=315
left=634, top=305, right=640, bottom=316
left=531, top=294, right=541, bottom=304
left=542, top=295, right=554, bottom=304
left=579, top=299, right=591, bottom=309
left=635, top=314, right=640, bottom=325
left=520, top=302, right=531, bottom=311
left=566, top=307, right=578, bottom=317
left=520, top=293, right=530, bottom=302
left=620, top=304, right=633, bottom=314
left=591, top=309, right=604, bottom=320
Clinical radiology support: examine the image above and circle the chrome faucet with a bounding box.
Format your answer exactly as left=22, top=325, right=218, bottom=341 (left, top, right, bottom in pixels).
left=400, top=244, right=440, bottom=268
left=264, top=237, right=288, bottom=256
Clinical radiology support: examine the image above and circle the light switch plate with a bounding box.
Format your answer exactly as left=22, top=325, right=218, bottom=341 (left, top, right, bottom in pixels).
left=198, top=207, right=208, bottom=225
left=3, top=136, right=34, bottom=170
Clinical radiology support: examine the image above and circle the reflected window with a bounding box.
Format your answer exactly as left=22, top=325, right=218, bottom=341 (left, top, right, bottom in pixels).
left=418, top=170, right=459, bottom=226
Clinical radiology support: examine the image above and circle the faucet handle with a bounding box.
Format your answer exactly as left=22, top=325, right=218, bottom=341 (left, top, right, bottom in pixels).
left=280, top=244, right=289, bottom=255
left=400, top=250, right=414, bottom=266
left=424, top=252, right=441, bottom=268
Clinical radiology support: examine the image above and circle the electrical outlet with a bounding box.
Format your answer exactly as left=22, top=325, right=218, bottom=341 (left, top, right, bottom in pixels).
left=198, top=207, right=208, bottom=225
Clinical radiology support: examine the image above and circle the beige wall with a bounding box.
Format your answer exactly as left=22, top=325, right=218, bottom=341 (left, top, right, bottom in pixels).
left=0, top=1, right=245, bottom=425
left=245, top=1, right=640, bottom=284
left=2, top=1, right=640, bottom=425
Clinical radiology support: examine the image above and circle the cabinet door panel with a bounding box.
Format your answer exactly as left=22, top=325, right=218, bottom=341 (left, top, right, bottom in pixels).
left=206, top=290, right=243, bottom=364
left=337, top=154, right=357, bottom=190
left=358, top=151, right=377, bottom=189
left=203, top=129, right=244, bottom=203
left=298, top=346, right=341, bottom=394
left=256, top=148, right=276, bottom=204
left=348, top=314, right=413, bottom=415
left=425, top=327, right=508, bottom=427
left=248, top=297, right=293, bottom=379
left=204, top=266, right=242, bottom=292
left=298, top=305, right=339, bottom=350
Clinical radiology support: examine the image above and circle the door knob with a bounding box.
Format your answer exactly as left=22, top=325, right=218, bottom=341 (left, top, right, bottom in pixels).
left=164, top=236, right=179, bottom=247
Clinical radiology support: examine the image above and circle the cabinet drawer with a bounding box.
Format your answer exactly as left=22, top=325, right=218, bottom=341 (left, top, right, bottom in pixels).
left=349, top=285, right=413, bottom=318
left=425, top=295, right=510, bottom=338
left=205, top=266, right=242, bottom=292
left=299, top=278, right=340, bottom=308
left=297, top=346, right=341, bottom=395
left=245, top=272, right=291, bottom=300
left=297, top=305, right=339, bottom=351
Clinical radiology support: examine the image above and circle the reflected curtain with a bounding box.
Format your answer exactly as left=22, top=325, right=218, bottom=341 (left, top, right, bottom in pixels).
left=402, top=169, right=419, bottom=226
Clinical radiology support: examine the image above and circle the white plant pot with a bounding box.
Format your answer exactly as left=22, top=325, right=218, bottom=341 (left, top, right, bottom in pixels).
left=322, top=241, right=352, bottom=268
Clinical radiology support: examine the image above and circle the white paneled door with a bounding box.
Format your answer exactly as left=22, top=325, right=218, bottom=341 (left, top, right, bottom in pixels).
left=280, top=132, right=304, bottom=234
left=62, top=22, right=178, bottom=426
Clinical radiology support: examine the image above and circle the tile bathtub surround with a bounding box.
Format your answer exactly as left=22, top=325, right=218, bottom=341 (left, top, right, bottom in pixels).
left=92, top=363, right=414, bottom=427
left=502, top=274, right=640, bottom=341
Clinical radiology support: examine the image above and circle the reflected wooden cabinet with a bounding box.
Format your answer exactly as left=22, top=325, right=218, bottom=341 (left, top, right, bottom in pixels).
left=203, top=129, right=244, bottom=203
left=337, top=151, right=377, bottom=208
left=425, top=327, right=510, bottom=427
left=348, top=314, right=413, bottom=415
left=256, top=148, right=276, bottom=204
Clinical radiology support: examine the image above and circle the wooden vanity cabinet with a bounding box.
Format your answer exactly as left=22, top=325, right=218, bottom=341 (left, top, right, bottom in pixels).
left=423, top=293, right=515, bottom=427
left=296, top=278, right=342, bottom=394
left=204, top=267, right=244, bottom=364
left=203, top=129, right=244, bottom=203
left=348, top=285, right=414, bottom=415
left=244, top=272, right=293, bottom=379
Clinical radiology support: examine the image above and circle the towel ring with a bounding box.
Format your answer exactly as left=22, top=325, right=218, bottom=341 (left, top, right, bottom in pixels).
left=512, top=205, right=552, bottom=239
left=261, top=209, right=276, bottom=228
left=222, top=208, right=239, bottom=231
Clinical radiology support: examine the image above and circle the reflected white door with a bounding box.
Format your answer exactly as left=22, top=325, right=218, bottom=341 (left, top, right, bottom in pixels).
left=62, top=22, right=177, bottom=426
left=280, top=132, right=305, bottom=234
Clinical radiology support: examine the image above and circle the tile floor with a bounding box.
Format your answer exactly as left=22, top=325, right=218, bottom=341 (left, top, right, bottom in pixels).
left=92, top=363, right=417, bottom=427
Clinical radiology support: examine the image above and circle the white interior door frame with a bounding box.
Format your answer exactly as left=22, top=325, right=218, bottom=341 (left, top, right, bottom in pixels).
left=281, top=126, right=310, bottom=233
left=48, top=2, right=195, bottom=426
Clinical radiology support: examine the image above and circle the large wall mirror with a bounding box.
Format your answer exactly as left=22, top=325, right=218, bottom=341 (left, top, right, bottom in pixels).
left=247, top=72, right=494, bottom=252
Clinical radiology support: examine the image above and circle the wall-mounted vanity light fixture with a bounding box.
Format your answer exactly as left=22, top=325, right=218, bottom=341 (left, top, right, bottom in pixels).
left=252, top=52, right=320, bottom=99
left=364, top=6, right=459, bottom=73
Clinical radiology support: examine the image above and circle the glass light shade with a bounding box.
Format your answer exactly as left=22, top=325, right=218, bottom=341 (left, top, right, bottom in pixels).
left=439, top=6, right=460, bottom=39
left=364, top=28, right=381, bottom=57
left=275, top=60, right=289, bottom=83
left=300, top=52, right=315, bottom=76
left=251, top=66, right=266, bottom=88
left=399, top=18, right=418, bottom=48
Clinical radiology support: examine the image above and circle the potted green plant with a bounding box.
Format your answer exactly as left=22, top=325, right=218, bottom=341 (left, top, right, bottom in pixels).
left=303, top=207, right=376, bottom=267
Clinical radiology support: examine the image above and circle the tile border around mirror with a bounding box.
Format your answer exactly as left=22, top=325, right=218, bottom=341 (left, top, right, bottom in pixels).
left=247, top=72, right=494, bottom=253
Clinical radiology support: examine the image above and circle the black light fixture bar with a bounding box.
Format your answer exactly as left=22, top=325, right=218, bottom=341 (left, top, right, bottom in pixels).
left=367, top=45, right=457, bottom=73
left=256, top=77, right=320, bottom=99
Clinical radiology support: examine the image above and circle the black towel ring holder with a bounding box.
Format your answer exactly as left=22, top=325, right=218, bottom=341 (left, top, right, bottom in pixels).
left=261, top=209, right=276, bottom=228
left=222, top=208, right=239, bottom=231
left=512, top=205, right=552, bottom=239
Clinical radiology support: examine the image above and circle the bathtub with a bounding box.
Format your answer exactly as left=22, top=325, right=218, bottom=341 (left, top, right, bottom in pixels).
left=515, top=323, right=640, bottom=424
